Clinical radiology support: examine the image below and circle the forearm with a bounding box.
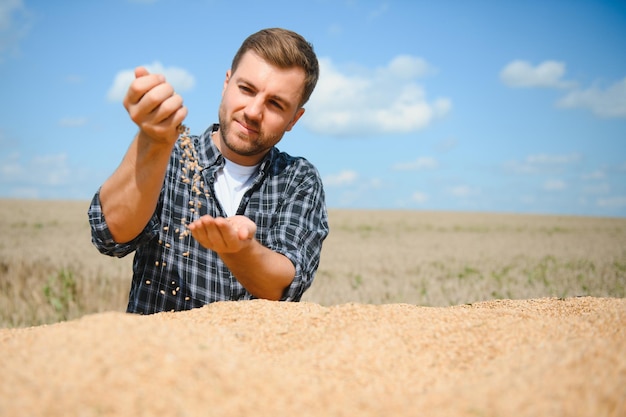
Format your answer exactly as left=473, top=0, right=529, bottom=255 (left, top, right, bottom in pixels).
left=219, top=241, right=296, bottom=301
left=99, top=131, right=174, bottom=243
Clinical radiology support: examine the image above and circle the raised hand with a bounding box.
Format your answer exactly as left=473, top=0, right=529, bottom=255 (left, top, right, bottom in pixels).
left=99, top=67, right=189, bottom=243
left=123, top=66, right=187, bottom=145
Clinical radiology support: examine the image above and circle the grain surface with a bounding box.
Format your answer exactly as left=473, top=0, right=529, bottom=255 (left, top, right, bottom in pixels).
left=1, top=297, right=624, bottom=416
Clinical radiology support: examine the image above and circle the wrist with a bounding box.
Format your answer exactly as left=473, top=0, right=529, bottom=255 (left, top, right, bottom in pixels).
left=136, top=130, right=177, bottom=160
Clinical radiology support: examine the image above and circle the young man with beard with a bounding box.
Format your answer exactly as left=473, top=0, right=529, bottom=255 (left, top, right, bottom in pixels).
left=89, top=28, right=329, bottom=314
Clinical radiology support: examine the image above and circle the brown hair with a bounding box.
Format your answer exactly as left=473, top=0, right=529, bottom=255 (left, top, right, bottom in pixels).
left=231, top=28, right=319, bottom=107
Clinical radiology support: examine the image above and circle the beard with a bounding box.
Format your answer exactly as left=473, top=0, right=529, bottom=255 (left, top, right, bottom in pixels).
left=218, top=105, right=283, bottom=158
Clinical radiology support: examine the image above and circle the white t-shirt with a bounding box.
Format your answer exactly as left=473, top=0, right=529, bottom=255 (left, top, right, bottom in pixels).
left=213, top=159, right=260, bottom=217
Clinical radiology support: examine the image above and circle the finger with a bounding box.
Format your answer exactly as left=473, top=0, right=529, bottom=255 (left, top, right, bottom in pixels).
left=226, top=219, right=249, bottom=241
left=126, top=82, right=176, bottom=124
left=155, top=105, right=188, bottom=134
left=237, top=226, right=251, bottom=241
left=136, top=77, right=171, bottom=107
left=146, top=105, right=187, bottom=138
left=211, top=217, right=246, bottom=250
left=228, top=216, right=256, bottom=241
left=189, top=218, right=218, bottom=248
left=125, top=73, right=167, bottom=106
left=213, top=217, right=235, bottom=241
left=151, top=93, right=185, bottom=124
left=200, top=216, right=229, bottom=248
left=134, top=66, right=150, bottom=78
left=189, top=214, right=216, bottom=228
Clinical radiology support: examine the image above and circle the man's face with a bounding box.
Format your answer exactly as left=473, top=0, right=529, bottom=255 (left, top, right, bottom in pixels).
left=216, top=51, right=306, bottom=166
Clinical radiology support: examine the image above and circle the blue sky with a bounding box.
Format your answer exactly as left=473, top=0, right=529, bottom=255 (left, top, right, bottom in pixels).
left=1, top=0, right=625, bottom=217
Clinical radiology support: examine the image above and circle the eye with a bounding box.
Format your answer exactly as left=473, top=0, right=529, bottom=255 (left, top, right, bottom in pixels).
left=269, top=100, right=284, bottom=111
left=239, top=85, right=254, bottom=94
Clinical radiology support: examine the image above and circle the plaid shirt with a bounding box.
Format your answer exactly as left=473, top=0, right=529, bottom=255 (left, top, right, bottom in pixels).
left=89, top=124, right=329, bottom=314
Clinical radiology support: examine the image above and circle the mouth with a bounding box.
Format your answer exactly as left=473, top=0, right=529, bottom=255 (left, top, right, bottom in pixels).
left=235, top=118, right=259, bottom=136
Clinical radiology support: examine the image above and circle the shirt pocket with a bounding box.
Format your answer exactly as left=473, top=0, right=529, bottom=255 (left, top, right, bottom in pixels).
left=247, top=211, right=278, bottom=243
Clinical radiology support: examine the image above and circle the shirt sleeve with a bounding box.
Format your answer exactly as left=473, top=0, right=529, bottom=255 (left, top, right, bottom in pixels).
left=259, top=160, right=329, bottom=302
left=87, top=190, right=161, bottom=258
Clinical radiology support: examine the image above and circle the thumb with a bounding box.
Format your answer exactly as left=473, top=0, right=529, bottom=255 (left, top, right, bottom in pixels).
left=134, top=66, right=150, bottom=78
left=238, top=223, right=256, bottom=241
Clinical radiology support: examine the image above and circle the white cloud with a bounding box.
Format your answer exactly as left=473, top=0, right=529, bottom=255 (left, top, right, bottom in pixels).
left=556, top=77, right=626, bottom=118
left=367, top=178, right=384, bottom=189
left=411, top=191, right=429, bottom=204
left=597, top=196, right=626, bottom=209
left=8, top=186, right=38, bottom=199
left=526, top=153, right=581, bottom=165
left=0, top=0, right=31, bottom=59
left=58, top=117, right=88, bottom=127
left=581, top=170, right=605, bottom=180
left=106, top=61, right=196, bottom=102
left=448, top=185, right=479, bottom=198
left=435, top=137, right=458, bottom=153
left=368, top=2, right=389, bottom=20
left=0, top=151, right=21, bottom=179
left=323, top=170, right=358, bottom=187
left=65, top=74, right=84, bottom=84
left=303, top=56, right=450, bottom=137
left=500, top=60, right=574, bottom=89
left=0, top=0, right=22, bottom=31
left=392, top=156, right=439, bottom=171
left=543, top=179, right=566, bottom=191
left=327, top=23, right=342, bottom=36
left=501, top=59, right=626, bottom=119
left=385, top=55, right=433, bottom=79
left=504, top=153, right=581, bottom=174
left=583, top=183, right=610, bottom=195
left=0, top=152, right=71, bottom=188
left=35, top=154, right=71, bottom=185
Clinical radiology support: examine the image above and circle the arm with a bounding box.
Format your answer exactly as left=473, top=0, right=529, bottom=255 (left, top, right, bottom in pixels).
left=99, top=67, right=187, bottom=243
left=187, top=215, right=295, bottom=300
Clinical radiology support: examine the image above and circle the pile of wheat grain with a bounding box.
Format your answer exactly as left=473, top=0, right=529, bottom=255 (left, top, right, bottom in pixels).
left=1, top=296, right=624, bottom=416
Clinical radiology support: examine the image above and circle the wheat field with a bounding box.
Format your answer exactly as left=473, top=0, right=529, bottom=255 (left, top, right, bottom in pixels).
left=0, top=199, right=624, bottom=327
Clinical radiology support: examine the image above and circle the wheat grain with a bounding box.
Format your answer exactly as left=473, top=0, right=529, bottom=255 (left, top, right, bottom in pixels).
left=153, top=125, right=213, bottom=297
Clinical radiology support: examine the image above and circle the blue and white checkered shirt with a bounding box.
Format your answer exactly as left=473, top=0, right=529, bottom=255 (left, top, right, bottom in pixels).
left=89, top=124, right=329, bottom=314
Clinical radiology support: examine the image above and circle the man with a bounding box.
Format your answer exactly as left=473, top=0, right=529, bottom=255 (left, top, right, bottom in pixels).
left=89, top=28, right=329, bottom=314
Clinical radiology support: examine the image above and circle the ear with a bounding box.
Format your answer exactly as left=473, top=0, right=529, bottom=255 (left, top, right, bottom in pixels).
left=285, top=108, right=305, bottom=132
left=222, top=69, right=232, bottom=95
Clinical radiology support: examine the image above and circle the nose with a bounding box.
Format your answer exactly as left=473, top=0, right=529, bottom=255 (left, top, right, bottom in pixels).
left=244, top=96, right=263, bottom=121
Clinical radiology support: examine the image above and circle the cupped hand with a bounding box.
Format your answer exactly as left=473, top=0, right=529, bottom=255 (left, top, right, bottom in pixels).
left=123, top=66, right=188, bottom=145
left=188, top=215, right=257, bottom=254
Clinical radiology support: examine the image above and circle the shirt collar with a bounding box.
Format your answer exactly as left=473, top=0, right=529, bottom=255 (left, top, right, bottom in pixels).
left=198, top=123, right=277, bottom=176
